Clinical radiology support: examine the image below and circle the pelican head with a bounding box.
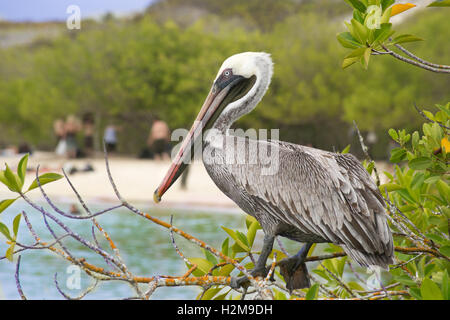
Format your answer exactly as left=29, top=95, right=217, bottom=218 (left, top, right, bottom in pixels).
left=154, top=52, right=273, bottom=203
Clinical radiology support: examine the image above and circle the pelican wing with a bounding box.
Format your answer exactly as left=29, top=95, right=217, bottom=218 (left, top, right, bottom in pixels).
left=225, top=138, right=394, bottom=267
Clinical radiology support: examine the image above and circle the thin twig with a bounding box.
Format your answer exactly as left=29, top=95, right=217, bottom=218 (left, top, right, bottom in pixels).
left=320, top=262, right=356, bottom=298
left=54, top=273, right=99, bottom=300
left=353, top=121, right=380, bottom=186
left=394, top=44, right=450, bottom=70
left=381, top=44, right=450, bottom=74
left=413, top=102, right=450, bottom=130
left=15, top=255, right=26, bottom=300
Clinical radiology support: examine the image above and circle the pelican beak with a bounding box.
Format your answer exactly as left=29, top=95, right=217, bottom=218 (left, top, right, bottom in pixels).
left=153, top=83, right=230, bottom=203
left=153, top=73, right=255, bottom=203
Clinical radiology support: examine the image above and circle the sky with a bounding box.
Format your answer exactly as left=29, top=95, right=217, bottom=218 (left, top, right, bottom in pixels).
left=0, top=0, right=155, bottom=22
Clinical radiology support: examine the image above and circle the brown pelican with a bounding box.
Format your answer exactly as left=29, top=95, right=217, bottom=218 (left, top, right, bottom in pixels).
left=154, top=52, right=394, bottom=291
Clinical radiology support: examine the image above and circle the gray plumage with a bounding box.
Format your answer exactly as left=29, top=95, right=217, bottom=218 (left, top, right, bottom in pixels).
left=200, top=52, right=394, bottom=269
left=203, top=137, right=394, bottom=268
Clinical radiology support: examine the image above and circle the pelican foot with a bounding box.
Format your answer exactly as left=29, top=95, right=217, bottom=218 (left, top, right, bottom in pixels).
left=230, top=266, right=274, bottom=289
left=278, top=256, right=310, bottom=292
left=278, top=243, right=313, bottom=292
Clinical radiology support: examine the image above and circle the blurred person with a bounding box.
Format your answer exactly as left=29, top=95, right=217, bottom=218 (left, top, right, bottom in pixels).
left=82, top=113, right=95, bottom=157
left=65, top=115, right=81, bottom=159
left=104, top=124, right=118, bottom=153
left=147, top=118, right=171, bottom=161
left=70, top=204, right=81, bottom=215
left=1, top=145, right=18, bottom=156
left=366, top=131, right=378, bottom=159
left=18, top=142, right=32, bottom=155
left=54, top=118, right=67, bottom=156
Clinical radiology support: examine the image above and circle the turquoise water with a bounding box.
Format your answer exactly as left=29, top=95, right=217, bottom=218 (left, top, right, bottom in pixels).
left=0, top=200, right=285, bottom=300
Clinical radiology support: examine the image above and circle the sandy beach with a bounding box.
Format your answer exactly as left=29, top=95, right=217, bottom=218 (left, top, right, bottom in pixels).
left=0, top=151, right=393, bottom=213
left=0, top=151, right=238, bottom=212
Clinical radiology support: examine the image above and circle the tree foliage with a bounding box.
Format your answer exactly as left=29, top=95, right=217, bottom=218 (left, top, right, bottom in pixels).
left=0, top=1, right=448, bottom=156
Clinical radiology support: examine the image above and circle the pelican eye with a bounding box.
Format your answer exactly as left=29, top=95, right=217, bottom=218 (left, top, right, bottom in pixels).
left=223, top=69, right=232, bottom=77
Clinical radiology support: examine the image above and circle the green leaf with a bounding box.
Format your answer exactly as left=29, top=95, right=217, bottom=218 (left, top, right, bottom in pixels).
left=221, top=226, right=249, bottom=251
left=380, top=7, right=392, bottom=23
left=383, top=171, right=394, bottom=181
left=423, top=194, right=445, bottom=206
left=436, top=180, right=450, bottom=203
left=362, top=47, right=371, bottom=69
left=345, top=0, right=367, bottom=12
left=379, top=183, right=403, bottom=192
left=274, top=289, right=287, bottom=300
left=435, top=104, right=450, bottom=118
left=13, top=213, right=21, bottom=237
left=0, top=198, right=16, bottom=214
left=428, top=0, right=450, bottom=7
left=17, top=154, right=29, bottom=187
left=392, top=34, right=424, bottom=45
left=353, top=9, right=365, bottom=24
left=203, top=248, right=218, bottom=266
left=245, top=214, right=258, bottom=229
left=424, top=176, right=440, bottom=184
left=187, top=257, right=214, bottom=275
left=334, top=256, right=347, bottom=277
left=236, top=230, right=249, bottom=248
left=4, top=164, right=21, bottom=192
left=381, top=0, right=395, bottom=11
left=341, top=144, right=351, bottom=154
left=345, top=47, right=368, bottom=59
left=409, top=287, right=422, bottom=300
left=214, top=290, right=231, bottom=300
left=410, top=172, right=425, bottom=190
left=350, top=18, right=368, bottom=44
left=396, top=189, right=416, bottom=204
left=0, top=171, right=8, bottom=187
left=201, top=287, right=222, bottom=300
left=337, top=32, right=363, bottom=49
left=439, top=246, right=450, bottom=257
left=408, top=157, right=432, bottom=170
left=394, top=274, right=417, bottom=287
left=441, top=271, right=449, bottom=300
left=431, top=122, right=443, bottom=146
left=411, top=131, right=420, bottom=150
left=221, top=237, right=229, bottom=257
left=421, top=278, right=443, bottom=300
left=390, top=148, right=407, bottom=163
left=247, top=220, right=260, bottom=248
left=27, top=173, right=63, bottom=191
left=0, top=222, right=12, bottom=241
left=5, top=243, right=15, bottom=262
left=398, top=204, right=417, bottom=212
left=347, top=281, right=366, bottom=291
left=388, top=128, right=398, bottom=141
left=342, top=57, right=360, bottom=69
left=218, top=264, right=235, bottom=277
left=305, top=283, right=320, bottom=300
